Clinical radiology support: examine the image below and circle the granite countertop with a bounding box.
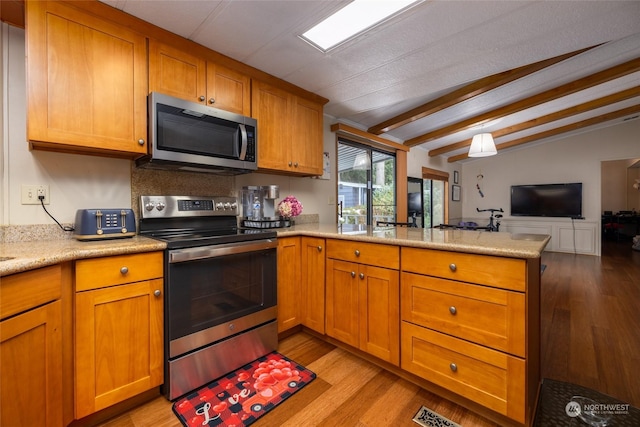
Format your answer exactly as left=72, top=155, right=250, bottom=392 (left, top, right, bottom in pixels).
left=1, top=223, right=550, bottom=277
left=0, top=236, right=166, bottom=277
left=277, top=223, right=550, bottom=259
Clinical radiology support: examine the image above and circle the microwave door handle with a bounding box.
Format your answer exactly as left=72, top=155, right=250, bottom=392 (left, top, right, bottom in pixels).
left=238, top=123, right=248, bottom=160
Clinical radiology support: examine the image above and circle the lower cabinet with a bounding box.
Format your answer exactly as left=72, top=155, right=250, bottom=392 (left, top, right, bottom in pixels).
left=74, top=252, right=164, bottom=419
left=325, top=240, right=400, bottom=366
left=0, top=265, right=66, bottom=427
left=277, top=236, right=326, bottom=334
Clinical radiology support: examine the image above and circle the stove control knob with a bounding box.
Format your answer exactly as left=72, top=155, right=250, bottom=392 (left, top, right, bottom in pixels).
left=156, top=202, right=166, bottom=211
left=216, top=202, right=224, bottom=210
left=145, top=202, right=155, bottom=211
left=230, top=202, right=238, bottom=210
left=224, top=202, right=231, bottom=210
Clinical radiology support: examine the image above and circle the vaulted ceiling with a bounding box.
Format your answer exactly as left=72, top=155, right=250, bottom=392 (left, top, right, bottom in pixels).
left=101, top=0, right=640, bottom=162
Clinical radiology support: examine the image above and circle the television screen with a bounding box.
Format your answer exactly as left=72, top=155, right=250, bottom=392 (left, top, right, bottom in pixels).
left=408, top=192, right=422, bottom=214
left=510, top=183, right=582, bottom=218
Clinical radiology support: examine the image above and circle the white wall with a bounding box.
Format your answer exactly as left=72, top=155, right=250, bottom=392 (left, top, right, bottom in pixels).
left=459, top=119, right=640, bottom=255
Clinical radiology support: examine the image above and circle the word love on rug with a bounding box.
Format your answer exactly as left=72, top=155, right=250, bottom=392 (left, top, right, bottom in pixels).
left=173, top=352, right=316, bottom=427
left=412, top=406, right=462, bottom=427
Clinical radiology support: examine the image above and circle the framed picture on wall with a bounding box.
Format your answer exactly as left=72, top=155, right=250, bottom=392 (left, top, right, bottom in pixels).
left=452, top=185, right=461, bottom=201
left=454, top=170, right=459, bottom=184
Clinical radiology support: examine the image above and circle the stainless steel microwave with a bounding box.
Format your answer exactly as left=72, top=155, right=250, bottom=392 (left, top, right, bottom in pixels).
left=136, top=92, right=258, bottom=174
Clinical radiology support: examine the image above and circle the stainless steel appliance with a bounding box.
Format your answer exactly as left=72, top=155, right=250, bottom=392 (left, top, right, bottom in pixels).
left=136, top=92, right=258, bottom=174
left=139, top=195, right=277, bottom=400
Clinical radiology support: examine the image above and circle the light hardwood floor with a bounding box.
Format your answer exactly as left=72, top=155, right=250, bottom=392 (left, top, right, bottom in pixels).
left=95, top=240, right=640, bottom=427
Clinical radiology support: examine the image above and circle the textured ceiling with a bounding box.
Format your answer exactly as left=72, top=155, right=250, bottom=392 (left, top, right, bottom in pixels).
left=101, top=0, right=640, bottom=161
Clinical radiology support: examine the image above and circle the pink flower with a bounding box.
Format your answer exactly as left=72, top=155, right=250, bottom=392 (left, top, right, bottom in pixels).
left=277, top=196, right=303, bottom=218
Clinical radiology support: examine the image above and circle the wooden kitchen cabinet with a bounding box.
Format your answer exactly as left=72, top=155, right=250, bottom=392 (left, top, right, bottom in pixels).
left=326, top=240, right=400, bottom=366
left=74, top=252, right=164, bottom=419
left=400, top=247, right=537, bottom=425
left=277, top=237, right=302, bottom=333
left=300, top=237, right=326, bottom=334
left=0, top=265, right=65, bottom=427
left=252, top=80, right=324, bottom=175
left=26, top=1, right=148, bottom=158
left=149, top=40, right=251, bottom=115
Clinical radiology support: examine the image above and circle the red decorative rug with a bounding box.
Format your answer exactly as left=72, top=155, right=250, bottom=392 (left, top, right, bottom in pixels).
left=172, top=352, right=316, bottom=427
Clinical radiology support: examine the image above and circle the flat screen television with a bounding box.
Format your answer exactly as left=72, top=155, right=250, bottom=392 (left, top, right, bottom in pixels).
left=510, top=183, right=583, bottom=218
left=408, top=192, right=422, bottom=214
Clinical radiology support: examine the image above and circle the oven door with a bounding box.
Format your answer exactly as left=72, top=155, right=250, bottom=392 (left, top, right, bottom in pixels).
left=166, top=238, right=277, bottom=358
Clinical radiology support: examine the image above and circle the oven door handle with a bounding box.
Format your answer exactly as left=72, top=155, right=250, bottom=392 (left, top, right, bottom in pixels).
left=169, top=239, right=278, bottom=263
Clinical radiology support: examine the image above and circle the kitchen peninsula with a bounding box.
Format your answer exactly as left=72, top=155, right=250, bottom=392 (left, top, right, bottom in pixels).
left=0, top=226, right=548, bottom=427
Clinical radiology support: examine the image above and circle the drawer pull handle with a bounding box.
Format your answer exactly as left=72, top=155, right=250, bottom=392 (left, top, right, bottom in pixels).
left=449, top=306, right=457, bottom=315
left=355, top=250, right=360, bottom=257
left=351, top=271, right=356, bottom=278
left=450, top=363, right=458, bottom=372
left=449, top=263, right=457, bottom=272
left=120, top=266, right=129, bottom=275
left=317, top=246, right=323, bottom=252
left=154, top=290, right=161, bottom=297
left=359, top=273, right=365, bottom=280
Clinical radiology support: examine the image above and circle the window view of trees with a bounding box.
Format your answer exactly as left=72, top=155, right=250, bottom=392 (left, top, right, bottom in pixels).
left=338, top=141, right=395, bottom=225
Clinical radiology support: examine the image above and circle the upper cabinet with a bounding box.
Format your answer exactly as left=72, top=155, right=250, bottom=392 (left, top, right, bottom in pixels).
left=149, top=40, right=251, bottom=116
left=252, top=80, right=324, bottom=176
left=26, top=1, right=148, bottom=158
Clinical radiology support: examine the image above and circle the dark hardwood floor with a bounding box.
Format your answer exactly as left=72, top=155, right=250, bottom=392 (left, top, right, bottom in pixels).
left=95, top=240, right=640, bottom=427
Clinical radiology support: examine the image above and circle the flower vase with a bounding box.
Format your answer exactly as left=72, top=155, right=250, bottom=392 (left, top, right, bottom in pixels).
left=281, top=217, right=293, bottom=228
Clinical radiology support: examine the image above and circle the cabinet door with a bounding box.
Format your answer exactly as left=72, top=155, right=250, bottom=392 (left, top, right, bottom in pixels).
left=325, top=259, right=359, bottom=347
left=206, top=62, right=251, bottom=115
left=292, top=96, right=323, bottom=175
left=26, top=1, right=147, bottom=156
left=359, top=265, right=400, bottom=365
left=252, top=80, right=292, bottom=172
left=1, top=300, right=63, bottom=427
left=149, top=40, right=206, bottom=103
left=301, top=237, right=326, bottom=334
left=75, top=279, right=163, bottom=418
left=277, top=237, right=301, bottom=333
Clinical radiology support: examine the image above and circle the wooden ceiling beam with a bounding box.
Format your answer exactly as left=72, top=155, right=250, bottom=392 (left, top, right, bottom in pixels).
left=406, top=57, right=640, bottom=147
left=447, top=104, right=640, bottom=162
left=429, top=86, right=640, bottom=157
left=366, top=46, right=597, bottom=135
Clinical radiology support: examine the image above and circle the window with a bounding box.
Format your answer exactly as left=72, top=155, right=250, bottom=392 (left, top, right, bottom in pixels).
left=337, top=140, right=396, bottom=225
left=422, top=167, right=449, bottom=228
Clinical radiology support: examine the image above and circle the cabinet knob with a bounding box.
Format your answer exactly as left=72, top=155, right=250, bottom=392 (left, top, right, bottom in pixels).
left=359, top=273, right=365, bottom=280
left=450, top=363, right=458, bottom=372
left=294, top=162, right=299, bottom=167
left=449, top=263, right=457, bottom=272
left=355, top=250, right=360, bottom=257
left=288, top=161, right=293, bottom=166
left=317, top=245, right=323, bottom=252
left=154, top=290, right=161, bottom=297
left=209, top=98, right=215, bottom=104
left=137, top=138, right=145, bottom=146
left=199, top=95, right=205, bottom=101
left=120, top=266, right=128, bottom=275
left=351, top=271, right=356, bottom=278
left=449, top=306, right=457, bottom=315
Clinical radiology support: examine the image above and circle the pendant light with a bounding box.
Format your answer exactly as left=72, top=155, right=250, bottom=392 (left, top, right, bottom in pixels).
left=468, top=133, right=497, bottom=157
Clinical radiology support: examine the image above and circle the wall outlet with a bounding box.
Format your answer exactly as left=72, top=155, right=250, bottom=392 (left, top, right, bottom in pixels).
left=21, top=184, right=50, bottom=205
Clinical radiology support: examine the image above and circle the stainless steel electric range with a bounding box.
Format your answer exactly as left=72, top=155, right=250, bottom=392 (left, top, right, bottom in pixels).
left=138, top=195, right=278, bottom=400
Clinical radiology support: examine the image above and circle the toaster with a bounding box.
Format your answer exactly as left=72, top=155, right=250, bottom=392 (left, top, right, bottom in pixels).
left=74, top=209, right=136, bottom=241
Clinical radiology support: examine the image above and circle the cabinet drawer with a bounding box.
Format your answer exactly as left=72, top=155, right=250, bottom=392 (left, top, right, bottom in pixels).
left=401, top=272, right=525, bottom=357
left=76, top=252, right=163, bottom=291
left=401, top=322, right=525, bottom=423
left=401, top=247, right=525, bottom=291
left=327, top=239, right=399, bottom=269
left=1, top=265, right=61, bottom=320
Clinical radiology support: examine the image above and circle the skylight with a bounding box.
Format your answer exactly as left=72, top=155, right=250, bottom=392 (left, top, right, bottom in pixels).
left=300, top=0, right=421, bottom=52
